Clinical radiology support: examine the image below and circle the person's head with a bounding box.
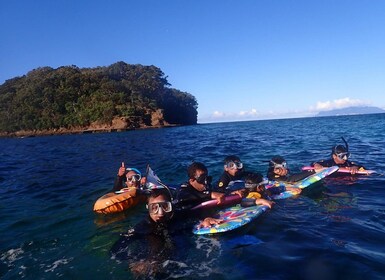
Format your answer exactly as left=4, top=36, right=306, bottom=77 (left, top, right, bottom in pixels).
left=268, top=156, right=288, bottom=175
left=244, top=172, right=265, bottom=193
left=147, top=189, right=173, bottom=223
left=331, top=137, right=351, bottom=164
left=187, top=162, right=211, bottom=192
left=125, top=167, right=142, bottom=188
left=331, top=145, right=350, bottom=164
left=224, top=155, right=243, bottom=176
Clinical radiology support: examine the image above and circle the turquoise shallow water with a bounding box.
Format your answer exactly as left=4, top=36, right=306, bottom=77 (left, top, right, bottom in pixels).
left=1, top=114, right=385, bottom=279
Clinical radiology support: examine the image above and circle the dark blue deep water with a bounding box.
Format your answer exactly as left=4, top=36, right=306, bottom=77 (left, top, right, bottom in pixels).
left=1, top=114, right=385, bottom=279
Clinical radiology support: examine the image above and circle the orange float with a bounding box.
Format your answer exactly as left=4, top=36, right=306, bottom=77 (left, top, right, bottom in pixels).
left=93, top=188, right=146, bottom=214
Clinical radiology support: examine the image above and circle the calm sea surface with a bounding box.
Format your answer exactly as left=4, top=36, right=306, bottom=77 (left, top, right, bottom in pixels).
left=1, top=114, right=385, bottom=279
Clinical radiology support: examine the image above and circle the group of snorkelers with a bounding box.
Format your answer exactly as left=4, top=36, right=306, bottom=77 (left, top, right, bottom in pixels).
left=111, top=137, right=366, bottom=229
left=109, top=137, right=367, bottom=276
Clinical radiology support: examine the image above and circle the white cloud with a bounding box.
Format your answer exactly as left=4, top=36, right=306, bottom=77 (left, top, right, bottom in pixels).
left=238, top=108, right=258, bottom=116
left=198, top=97, right=374, bottom=123
left=310, top=97, right=371, bottom=111
left=212, top=110, right=224, bottom=117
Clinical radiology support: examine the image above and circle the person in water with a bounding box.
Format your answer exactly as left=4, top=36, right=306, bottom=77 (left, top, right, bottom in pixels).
left=311, top=137, right=366, bottom=174
left=245, top=171, right=301, bottom=199
left=215, top=155, right=249, bottom=197
left=111, top=162, right=144, bottom=192
left=239, top=172, right=276, bottom=207
left=173, top=162, right=225, bottom=211
left=267, top=156, right=313, bottom=184
left=110, top=188, right=222, bottom=277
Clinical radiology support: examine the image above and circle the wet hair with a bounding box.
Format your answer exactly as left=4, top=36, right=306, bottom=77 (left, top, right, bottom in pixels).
left=268, top=156, right=286, bottom=173
left=147, top=188, right=171, bottom=203
left=332, top=137, right=349, bottom=155
left=244, top=172, right=264, bottom=185
left=187, top=162, right=208, bottom=179
left=224, top=155, right=241, bottom=164
left=269, top=156, right=286, bottom=168
left=332, top=145, right=347, bottom=155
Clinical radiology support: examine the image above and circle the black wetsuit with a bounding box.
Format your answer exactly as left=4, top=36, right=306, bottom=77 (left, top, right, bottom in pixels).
left=173, top=182, right=212, bottom=212
left=110, top=216, right=178, bottom=269
left=215, top=170, right=251, bottom=193
left=111, top=175, right=126, bottom=192
left=110, top=212, right=213, bottom=278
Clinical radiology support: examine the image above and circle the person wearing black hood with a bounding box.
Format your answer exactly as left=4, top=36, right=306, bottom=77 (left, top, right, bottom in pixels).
left=311, top=137, right=366, bottom=174
left=111, top=188, right=221, bottom=277
left=215, top=155, right=250, bottom=197
left=267, top=156, right=313, bottom=183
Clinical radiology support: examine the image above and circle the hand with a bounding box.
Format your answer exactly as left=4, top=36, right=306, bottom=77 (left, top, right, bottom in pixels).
left=349, top=166, right=359, bottom=174
left=313, top=163, right=324, bottom=171
left=231, top=189, right=246, bottom=198
left=212, top=192, right=225, bottom=204
left=197, top=217, right=223, bottom=229
left=287, top=186, right=302, bottom=195
left=255, top=198, right=274, bottom=209
left=117, top=162, right=126, bottom=176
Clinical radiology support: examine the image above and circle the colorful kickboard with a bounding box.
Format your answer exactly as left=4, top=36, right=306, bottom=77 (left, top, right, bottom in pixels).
left=301, top=166, right=375, bottom=175
left=267, top=166, right=339, bottom=200
left=191, top=194, right=242, bottom=211
left=193, top=204, right=269, bottom=235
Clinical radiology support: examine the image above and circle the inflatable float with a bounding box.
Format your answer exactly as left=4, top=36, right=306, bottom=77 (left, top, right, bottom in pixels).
left=93, top=188, right=146, bottom=214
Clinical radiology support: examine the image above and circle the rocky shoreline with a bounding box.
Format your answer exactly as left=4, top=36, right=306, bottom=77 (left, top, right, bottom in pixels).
left=0, top=111, right=179, bottom=138
left=0, top=124, right=178, bottom=138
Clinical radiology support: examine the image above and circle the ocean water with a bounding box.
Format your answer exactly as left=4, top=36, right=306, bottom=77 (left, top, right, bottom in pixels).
left=0, top=114, right=384, bottom=279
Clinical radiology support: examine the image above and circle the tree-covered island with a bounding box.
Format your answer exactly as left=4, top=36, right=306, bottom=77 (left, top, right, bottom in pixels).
left=0, top=61, right=198, bottom=137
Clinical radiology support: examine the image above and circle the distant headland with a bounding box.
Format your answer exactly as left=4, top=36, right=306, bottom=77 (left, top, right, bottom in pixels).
left=315, top=106, right=385, bottom=117
left=0, top=62, right=198, bottom=137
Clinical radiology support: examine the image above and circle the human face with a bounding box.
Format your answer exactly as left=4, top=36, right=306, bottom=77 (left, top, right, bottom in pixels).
left=147, top=194, right=173, bottom=223
left=333, top=153, right=347, bottom=164
left=224, top=161, right=242, bottom=176
left=125, top=171, right=141, bottom=188
left=189, top=169, right=209, bottom=192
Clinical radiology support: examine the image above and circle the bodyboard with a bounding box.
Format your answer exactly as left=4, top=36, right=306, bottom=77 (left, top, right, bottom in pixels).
left=193, top=204, right=269, bottom=235
left=267, top=166, right=339, bottom=200
left=301, top=166, right=375, bottom=175
left=191, top=194, right=242, bottom=211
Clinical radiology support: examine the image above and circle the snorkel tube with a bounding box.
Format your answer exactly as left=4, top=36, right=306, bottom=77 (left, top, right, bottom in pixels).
left=341, top=136, right=349, bottom=153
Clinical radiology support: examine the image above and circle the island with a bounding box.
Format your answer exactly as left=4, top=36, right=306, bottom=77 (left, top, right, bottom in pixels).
left=316, top=106, right=385, bottom=117
left=0, top=62, right=198, bottom=137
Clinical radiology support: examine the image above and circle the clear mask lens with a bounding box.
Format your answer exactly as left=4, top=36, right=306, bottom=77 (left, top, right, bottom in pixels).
left=271, top=161, right=287, bottom=169
left=336, top=152, right=350, bottom=160
left=226, top=161, right=243, bottom=170
left=127, top=174, right=141, bottom=182
left=147, top=201, right=172, bottom=214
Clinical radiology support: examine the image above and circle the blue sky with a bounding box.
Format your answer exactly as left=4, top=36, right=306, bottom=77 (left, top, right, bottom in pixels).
left=1, top=0, right=385, bottom=123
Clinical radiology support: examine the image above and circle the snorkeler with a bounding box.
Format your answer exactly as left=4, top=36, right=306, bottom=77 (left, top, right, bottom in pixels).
left=311, top=137, right=366, bottom=174
left=267, top=156, right=313, bottom=183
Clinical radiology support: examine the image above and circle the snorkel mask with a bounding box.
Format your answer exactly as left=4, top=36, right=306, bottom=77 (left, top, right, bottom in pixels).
left=194, top=173, right=212, bottom=185
left=126, top=167, right=142, bottom=182
left=333, top=137, right=351, bottom=160
left=270, top=160, right=287, bottom=169
left=225, top=161, right=243, bottom=170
